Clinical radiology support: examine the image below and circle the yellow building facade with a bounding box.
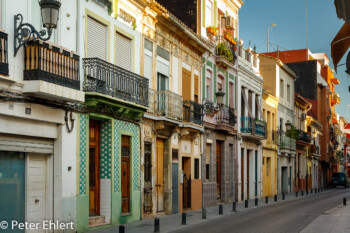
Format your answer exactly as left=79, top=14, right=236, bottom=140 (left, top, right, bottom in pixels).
left=262, top=91, right=278, bottom=197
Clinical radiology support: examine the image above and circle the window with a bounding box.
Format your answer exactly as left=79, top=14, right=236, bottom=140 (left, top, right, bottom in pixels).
left=195, top=159, right=199, bottom=179
left=144, top=142, right=152, bottom=182
left=287, top=84, right=290, bottom=102
left=157, top=73, right=168, bottom=91
left=194, top=74, right=199, bottom=103
left=217, top=75, right=224, bottom=92
left=280, top=79, right=284, bottom=98
left=206, top=69, right=212, bottom=100
left=87, top=16, right=108, bottom=60
left=205, top=0, right=213, bottom=27
left=206, top=143, right=211, bottom=180
left=144, top=39, right=153, bottom=88
left=116, top=32, right=132, bottom=71
left=229, top=82, right=234, bottom=108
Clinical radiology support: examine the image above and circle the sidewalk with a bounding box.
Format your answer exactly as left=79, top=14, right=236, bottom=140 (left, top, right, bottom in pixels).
left=300, top=200, right=350, bottom=233
left=87, top=189, right=332, bottom=233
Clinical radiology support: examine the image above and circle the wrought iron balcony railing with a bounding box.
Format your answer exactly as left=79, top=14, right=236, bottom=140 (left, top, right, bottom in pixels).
left=214, top=36, right=237, bottom=69
left=264, top=130, right=278, bottom=146
left=297, top=130, right=311, bottom=143
left=215, top=105, right=236, bottom=126
left=24, top=40, right=80, bottom=90
left=241, top=116, right=253, bottom=133
left=148, top=88, right=183, bottom=120
left=255, top=120, right=267, bottom=137
left=183, top=101, right=203, bottom=125
left=0, top=31, right=8, bottom=76
left=83, top=58, right=149, bottom=107
left=279, top=136, right=296, bottom=151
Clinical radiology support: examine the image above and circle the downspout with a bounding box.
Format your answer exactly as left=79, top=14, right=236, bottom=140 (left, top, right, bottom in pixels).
left=138, top=123, right=142, bottom=220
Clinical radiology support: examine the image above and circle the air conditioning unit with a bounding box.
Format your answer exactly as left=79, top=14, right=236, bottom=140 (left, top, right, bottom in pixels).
left=226, top=16, right=234, bottom=29
left=301, top=113, right=306, bottom=121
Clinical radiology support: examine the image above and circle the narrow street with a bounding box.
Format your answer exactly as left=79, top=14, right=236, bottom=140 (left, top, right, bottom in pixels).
left=172, top=188, right=350, bottom=233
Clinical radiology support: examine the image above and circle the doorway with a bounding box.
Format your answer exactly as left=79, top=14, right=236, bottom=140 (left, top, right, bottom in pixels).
left=282, top=167, right=288, bottom=194
left=156, top=138, right=164, bottom=212
left=216, top=141, right=222, bottom=199
left=89, top=120, right=100, bottom=216
left=121, top=135, right=131, bottom=213
left=182, top=157, right=191, bottom=210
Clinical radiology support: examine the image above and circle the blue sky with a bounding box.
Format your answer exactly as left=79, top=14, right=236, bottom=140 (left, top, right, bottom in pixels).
left=239, top=0, right=349, bottom=120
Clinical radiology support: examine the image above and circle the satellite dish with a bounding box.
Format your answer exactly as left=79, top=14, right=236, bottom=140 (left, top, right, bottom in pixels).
left=346, top=51, right=350, bottom=75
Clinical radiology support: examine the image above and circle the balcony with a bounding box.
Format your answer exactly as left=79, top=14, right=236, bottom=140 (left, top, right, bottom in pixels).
left=83, top=58, right=148, bottom=107
left=279, top=136, right=296, bottom=151
left=331, top=92, right=340, bottom=106
left=148, top=88, right=183, bottom=120
left=23, top=40, right=84, bottom=102
left=215, top=105, right=236, bottom=133
left=263, top=130, right=278, bottom=147
left=183, top=101, right=203, bottom=125
left=309, top=145, right=320, bottom=155
left=240, top=116, right=267, bottom=138
left=0, top=31, right=8, bottom=76
left=214, top=36, right=236, bottom=69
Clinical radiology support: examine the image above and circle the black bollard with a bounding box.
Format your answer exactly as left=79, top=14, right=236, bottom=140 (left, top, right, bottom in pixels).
left=119, top=225, right=125, bottom=233
left=306, top=190, right=308, bottom=195
left=154, top=218, right=160, bottom=233
left=311, top=189, right=313, bottom=194
left=318, top=188, right=320, bottom=193
left=232, top=202, right=237, bottom=212
left=219, top=204, right=223, bottom=215
left=344, top=198, right=347, bottom=206
left=274, top=195, right=277, bottom=202
left=245, top=200, right=248, bottom=208
left=282, top=193, right=285, bottom=200
left=296, top=191, right=299, bottom=197
left=202, top=208, right=206, bottom=219
left=301, top=190, right=304, bottom=196
left=265, top=196, right=268, bottom=204
left=255, top=198, right=258, bottom=206
left=181, top=213, right=186, bottom=225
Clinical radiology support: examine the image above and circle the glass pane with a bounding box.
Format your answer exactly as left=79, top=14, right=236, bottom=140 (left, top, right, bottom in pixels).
left=0, top=151, right=25, bottom=233
left=89, top=148, right=96, bottom=187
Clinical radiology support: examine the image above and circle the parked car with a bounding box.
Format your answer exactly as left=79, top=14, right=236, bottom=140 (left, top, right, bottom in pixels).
left=331, top=172, right=350, bottom=188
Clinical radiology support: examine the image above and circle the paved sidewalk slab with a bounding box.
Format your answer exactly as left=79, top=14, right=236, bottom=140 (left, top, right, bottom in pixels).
left=300, top=202, right=350, bottom=233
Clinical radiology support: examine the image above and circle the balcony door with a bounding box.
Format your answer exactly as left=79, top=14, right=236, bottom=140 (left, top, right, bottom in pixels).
left=157, top=73, right=169, bottom=113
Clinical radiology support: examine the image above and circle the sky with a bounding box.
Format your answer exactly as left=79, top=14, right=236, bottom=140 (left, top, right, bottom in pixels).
left=239, top=0, right=350, bottom=121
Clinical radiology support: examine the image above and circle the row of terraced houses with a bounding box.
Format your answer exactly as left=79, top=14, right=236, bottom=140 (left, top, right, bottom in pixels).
left=0, top=0, right=349, bottom=232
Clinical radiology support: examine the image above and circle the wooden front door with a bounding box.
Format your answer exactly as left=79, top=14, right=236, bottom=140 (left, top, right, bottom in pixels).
left=156, top=138, right=164, bottom=212
left=121, top=135, right=131, bottom=213
left=216, top=141, right=222, bottom=199
left=89, top=120, right=100, bottom=215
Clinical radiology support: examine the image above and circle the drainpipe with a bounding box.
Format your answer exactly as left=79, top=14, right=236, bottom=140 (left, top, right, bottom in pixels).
left=138, top=123, right=142, bottom=220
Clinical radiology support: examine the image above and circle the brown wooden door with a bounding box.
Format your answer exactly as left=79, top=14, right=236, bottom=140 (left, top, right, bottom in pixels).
left=156, top=138, right=164, bottom=212
left=121, top=135, right=131, bottom=213
left=216, top=141, right=222, bottom=199
left=89, top=120, right=100, bottom=215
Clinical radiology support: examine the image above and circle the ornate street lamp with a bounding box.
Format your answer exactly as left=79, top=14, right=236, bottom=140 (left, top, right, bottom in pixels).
left=285, top=121, right=292, bottom=131
left=14, top=0, right=61, bottom=56
left=215, top=88, right=225, bottom=107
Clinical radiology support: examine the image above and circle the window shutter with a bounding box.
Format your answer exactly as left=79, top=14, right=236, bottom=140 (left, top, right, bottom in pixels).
left=87, top=17, right=107, bottom=60
left=194, top=75, right=199, bottom=96
left=116, top=32, right=132, bottom=71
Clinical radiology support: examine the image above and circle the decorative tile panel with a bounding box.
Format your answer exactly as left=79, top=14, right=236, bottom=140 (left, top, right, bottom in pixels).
left=79, top=114, right=88, bottom=195
left=113, top=120, right=140, bottom=192
left=100, top=120, right=112, bottom=179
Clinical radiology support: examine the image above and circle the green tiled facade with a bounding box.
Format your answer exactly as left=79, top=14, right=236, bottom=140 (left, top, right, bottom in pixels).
left=79, top=114, right=88, bottom=195
left=101, top=120, right=112, bottom=179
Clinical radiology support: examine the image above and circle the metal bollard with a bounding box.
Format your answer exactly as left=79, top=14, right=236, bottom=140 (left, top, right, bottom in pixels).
left=232, top=202, right=237, bottom=212
left=301, top=190, right=304, bottom=196
left=274, top=195, right=277, bottom=202
left=202, top=208, right=206, bottom=219
left=255, top=198, right=258, bottom=206
left=282, top=193, right=285, bottom=200
left=265, top=196, right=268, bottom=204
left=344, top=198, right=347, bottom=206
left=181, top=213, right=186, bottom=225
left=219, top=204, right=223, bottom=215
left=311, top=189, right=313, bottom=194
left=245, top=200, right=248, bottom=208
left=154, top=218, right=160, bottom=233
left=296, top=191, right=298, bottom=197
left=306, top=190, right=308, bottom=195
left=119, top=225, right=125, bottom=233
left=318, top=188, right=320, bottom=193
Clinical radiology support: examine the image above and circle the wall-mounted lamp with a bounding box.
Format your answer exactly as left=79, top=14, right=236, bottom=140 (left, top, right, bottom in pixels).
left=14, top=0, right=61, bottom=56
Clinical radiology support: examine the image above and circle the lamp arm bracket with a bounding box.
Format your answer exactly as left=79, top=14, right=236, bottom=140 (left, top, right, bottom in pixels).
left=14, top=14, right=52, bottom=56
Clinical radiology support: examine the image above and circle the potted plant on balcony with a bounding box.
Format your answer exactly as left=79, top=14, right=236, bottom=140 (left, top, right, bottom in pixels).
left=206, top=26, right=218, bottom=36
left=217, top=43, right=233, bottom=63
left=223, top=29, right=237, bottom=46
